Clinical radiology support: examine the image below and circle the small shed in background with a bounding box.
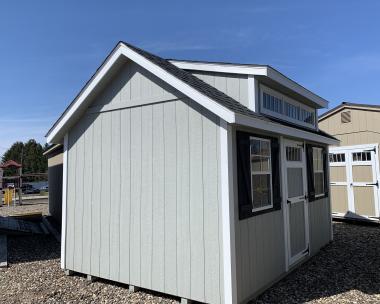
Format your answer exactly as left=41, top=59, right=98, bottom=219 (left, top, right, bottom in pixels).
left=43, top=144, right=63, bottom=227
left=319, top=102, right=380, bottom=222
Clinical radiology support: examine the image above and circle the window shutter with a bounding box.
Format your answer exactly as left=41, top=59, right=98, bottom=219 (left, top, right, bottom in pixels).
left=306, top=144, right=316, bottom=202
left=271, top=138, right=282, bottom=210
left=236, top=131, right=252, bottom=220
left=323, top=147, right=329, bottom=197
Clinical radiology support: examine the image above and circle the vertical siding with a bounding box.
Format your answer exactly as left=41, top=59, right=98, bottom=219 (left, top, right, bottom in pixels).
left=91, top=61, right=178, bottom=108
left=65, top=97, right=223, bottom=303
left=190, top=71, right=249, bottom=108
left=232, top=128, right=286, bottom=303
left=308, top=197, right=331, bottom=255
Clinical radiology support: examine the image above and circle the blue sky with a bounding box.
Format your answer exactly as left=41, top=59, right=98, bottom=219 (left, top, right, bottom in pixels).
left=1, top=0, right=380, bottom=157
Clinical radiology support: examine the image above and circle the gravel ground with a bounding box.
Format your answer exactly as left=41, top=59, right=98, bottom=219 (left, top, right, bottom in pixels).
left=254, top=221, right=380, bottom=303
left=0, top=222, right=378, bottom=303
left=0, top=199, right=48, bottom=217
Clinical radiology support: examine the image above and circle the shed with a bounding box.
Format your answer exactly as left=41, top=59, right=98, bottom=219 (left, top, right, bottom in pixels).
left=46, top=42, right=338, bottom=304
left=319, top=102, right=380, bottom=222
left=43, top=144, right=63, bottom=225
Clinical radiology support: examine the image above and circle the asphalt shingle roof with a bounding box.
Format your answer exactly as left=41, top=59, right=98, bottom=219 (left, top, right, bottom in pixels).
left=122, top=42, right=336, bottom=141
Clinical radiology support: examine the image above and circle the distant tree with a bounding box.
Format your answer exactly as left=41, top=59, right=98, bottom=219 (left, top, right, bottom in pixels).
left=1, top=139, right=47, bottom=178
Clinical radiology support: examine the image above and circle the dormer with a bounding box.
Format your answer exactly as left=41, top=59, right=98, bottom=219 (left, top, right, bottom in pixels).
left=170, top=60, right=328, bottom=130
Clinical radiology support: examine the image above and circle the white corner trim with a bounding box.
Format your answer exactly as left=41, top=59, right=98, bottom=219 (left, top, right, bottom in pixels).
left=47, top=43, right=235, bottom=143
left=220, top=119, right=237, bottom=304
left=61, top=133, right=68, bottom=269
left=247, top=75, right=256, bottom=112
left=234, top=113, right=339, bottom=146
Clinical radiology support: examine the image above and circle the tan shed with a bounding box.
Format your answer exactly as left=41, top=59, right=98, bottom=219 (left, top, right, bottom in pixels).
left=319, top=102, right=380, bottom=222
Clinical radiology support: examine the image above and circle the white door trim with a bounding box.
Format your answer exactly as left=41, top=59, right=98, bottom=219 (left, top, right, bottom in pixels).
left=282, top=138, right=310, bottom=266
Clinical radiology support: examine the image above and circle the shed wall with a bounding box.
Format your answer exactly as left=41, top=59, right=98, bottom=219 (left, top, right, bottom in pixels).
left=48, top=152, right=63, bottom=224
left=190, top=71, right=249, bottom=108
left=319, top=108, right=380, bottom=147
left=65, top=66, right=224, bottom=303
left=232, top=126, right=331, bottom=303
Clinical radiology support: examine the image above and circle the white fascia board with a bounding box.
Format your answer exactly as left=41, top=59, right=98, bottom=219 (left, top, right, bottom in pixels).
left=171, top=61, right=328, bottom=109
left=170, top=60, right=267, bottom=76
left=235, top=113, right=339, bottom=146
left=47, top=44, right=235, bottom=143
left=47, top=46, right=124, bottom=143
left=266, top=67, right=328, bottom=108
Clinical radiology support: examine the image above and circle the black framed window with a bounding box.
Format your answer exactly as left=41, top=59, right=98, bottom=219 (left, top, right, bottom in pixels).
left=306, top=144, right=329, bottom=201
left=237, top=131, right=281, bottom=220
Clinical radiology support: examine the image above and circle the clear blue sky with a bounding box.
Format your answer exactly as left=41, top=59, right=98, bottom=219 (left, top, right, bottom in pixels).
left=1, top=1, right=379, bottom=157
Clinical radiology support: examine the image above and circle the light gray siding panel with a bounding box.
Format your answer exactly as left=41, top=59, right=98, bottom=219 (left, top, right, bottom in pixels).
left=152, top=103, right=165, bottom=292
left=176, top=100, right=191, bottom=298
left=203, top=112, right=221, bottom=304
left=110, top=111, right=121, bottom=281
left=90, top=114, right=102, bottom=277
left=130, top=107, right=142, bottom=286
left=65, top=64, right=223, bottom=303
left=73, top=119, right=85, bottom=272
left=189, top=103, right=205, bottom=302
left=141, top=106, right=154, bottom=289
left=100, top=112, right=112, bottom=279
left=309, top=197, right=331, bottom=255
left=119, top=108, right=131, bottom=283
left=66, top=128, right=78, bottom=270
left=164, top=102, right=178, bottom=295
left=191, top=71, right=249, bottom=108
left=235, top=210, right=286, bottom=303
left=91, top=61, right=179, bottom=110
left=82, top=115, right=93, bottom=275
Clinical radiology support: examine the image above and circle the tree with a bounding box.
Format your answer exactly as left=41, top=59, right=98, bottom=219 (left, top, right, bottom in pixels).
left=1, top=139, right=47, bottom=178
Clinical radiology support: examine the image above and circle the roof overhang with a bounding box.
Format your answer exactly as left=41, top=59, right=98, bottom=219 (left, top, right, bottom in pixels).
left=170, top=60, right=328, bottom=109
left=235, top=114, right=339, bottom=146
left=319, top=102, right=380, bottom=121
left=47, top=42, right=336, bottom=147
left=46, top=43, right=236, bottom=144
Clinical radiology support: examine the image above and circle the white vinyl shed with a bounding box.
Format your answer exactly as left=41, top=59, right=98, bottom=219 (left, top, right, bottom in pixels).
left=47, top=41, right=338, bottom=304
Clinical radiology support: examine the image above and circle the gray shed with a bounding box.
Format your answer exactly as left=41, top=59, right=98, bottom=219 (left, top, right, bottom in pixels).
left=46, top=42, right=338, bottom=304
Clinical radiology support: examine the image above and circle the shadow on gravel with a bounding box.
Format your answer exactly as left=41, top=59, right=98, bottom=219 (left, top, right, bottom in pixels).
left=253, top=222, right=380, bottom=303
left=8, top=235, right=60, bottom=264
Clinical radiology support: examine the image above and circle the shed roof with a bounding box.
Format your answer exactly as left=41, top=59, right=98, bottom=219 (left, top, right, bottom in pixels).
left=319, top=102, right=380, bottom=121
left=0, top=160, right=22, bottom=169
left=46, top=41, right=337, bottom=145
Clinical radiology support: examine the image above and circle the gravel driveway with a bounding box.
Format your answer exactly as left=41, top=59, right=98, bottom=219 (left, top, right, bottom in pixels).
left=0, top=222, right=379, bottom=303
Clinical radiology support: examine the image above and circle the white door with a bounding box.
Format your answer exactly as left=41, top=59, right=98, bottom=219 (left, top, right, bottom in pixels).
left=283, top=139, right=309, bottom=266
left=330, top=144, right=380, bottom=219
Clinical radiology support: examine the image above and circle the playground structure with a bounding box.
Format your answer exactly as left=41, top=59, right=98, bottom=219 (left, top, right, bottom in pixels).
left=0, top=160, right=23, bottom=206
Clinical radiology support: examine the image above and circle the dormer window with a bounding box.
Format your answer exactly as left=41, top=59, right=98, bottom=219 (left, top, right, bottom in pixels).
left=260, top=85, right=316, bottom=128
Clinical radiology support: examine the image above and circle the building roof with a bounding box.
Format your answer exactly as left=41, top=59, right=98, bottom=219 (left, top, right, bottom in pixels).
left=123, top=42, right=257, bottom=118
left=46, top=41, right=337, bottom=145
left=0, top=160, right=22, bottom=169
left=319, top=102, right=380, bottom=121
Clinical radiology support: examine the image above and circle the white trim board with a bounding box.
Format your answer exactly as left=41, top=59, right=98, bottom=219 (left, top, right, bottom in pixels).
left=170, top=60, right=328, bottom=109
left=61, top=133, right=68, bottom=269
left=219, top=119, right=237, bottom=304
left=234, top=113, right=339, bottom=146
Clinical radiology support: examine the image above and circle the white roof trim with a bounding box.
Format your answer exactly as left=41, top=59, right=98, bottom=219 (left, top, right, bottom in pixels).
left=235, top=113, right=339, bottom=145
left=47, top=43, right=236, bottom=143
left=170, top=60, right=328, bottom=109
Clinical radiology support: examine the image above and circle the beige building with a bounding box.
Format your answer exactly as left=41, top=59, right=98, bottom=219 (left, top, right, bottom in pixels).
left=319, top=102, right=380, bottom=222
